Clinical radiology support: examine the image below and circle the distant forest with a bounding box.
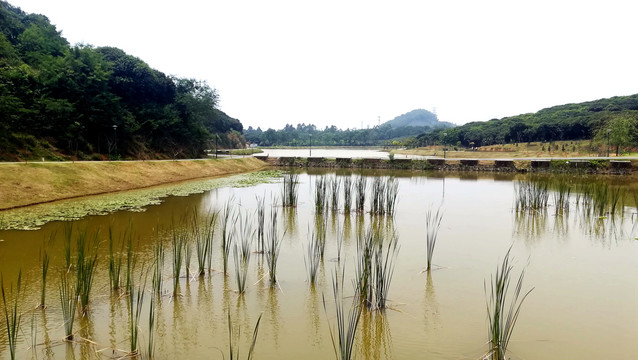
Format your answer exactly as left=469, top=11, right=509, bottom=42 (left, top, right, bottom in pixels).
left=416, top=94, right=638, bottom=150
left=245, top=109, right=453, bottom=147
left=0, top=1, right=243, bottom=160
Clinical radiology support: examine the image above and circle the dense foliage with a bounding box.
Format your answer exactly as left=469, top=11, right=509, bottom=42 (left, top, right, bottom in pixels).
left=416, top=95, right=638, bottom=149
left=0, top=1, right=243, bottom=160
left=245, top=110, right=452, bottom=147
left=384, top=109, right=453, bottom=128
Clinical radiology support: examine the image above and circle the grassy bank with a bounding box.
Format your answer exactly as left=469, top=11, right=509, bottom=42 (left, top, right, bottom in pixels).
left=393, top=140, right=638, bottom=159
left=0, top=158, right=267, bottom=210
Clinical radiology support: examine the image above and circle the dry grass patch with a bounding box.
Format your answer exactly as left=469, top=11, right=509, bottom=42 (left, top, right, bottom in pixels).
left=0, top=158, right=267, bottom=210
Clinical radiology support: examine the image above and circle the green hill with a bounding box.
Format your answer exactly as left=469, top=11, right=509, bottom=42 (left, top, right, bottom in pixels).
left=416, top=94, right=638, bottom=149
left=383, top=109, right=454, bottom=129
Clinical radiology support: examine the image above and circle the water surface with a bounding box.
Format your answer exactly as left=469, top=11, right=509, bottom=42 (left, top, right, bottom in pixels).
left=0, top=171, right=636, bottom=359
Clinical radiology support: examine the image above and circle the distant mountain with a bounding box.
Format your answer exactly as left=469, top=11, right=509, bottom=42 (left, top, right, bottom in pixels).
left=383, top=109, right=455, bottom=129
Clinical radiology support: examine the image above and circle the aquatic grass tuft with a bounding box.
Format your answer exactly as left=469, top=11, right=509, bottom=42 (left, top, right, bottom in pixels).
left=265, top=206, right=283, bottom=285
left=39, top=248, right=50, bottom=308
left=1, top=271, right=22, bottom=360
left=343, top=176, right=353, bottom=214
left=108, top=227, right=124, bottom=291
left=305, top=227, right=322, bottom=285
left=425, top=206, right=443, bottom=272
left=385, top=177, right=399, bottom=216
left=75, top=231, right=99, bottom=314
left=227, top=311, right=263, bottom=360
left=152, top=239, right=165, bottom=298
left=373, top=230, right=399, bottom=310
left=172, top=228, right=186, bottom=293
left=355, top=175, right=367, bottom=213
left=221, top=199, right=236, bottom=276
left=256, top=195, right=266, bottom=254
left=128, top=275, right=146, bottom=355
left=233, top=242, right=251, bottom=294
left=59, top=272, right=77, bottom=341
left=196, top=209, right=218, bottom=276
left=329, top=176, right=341, bottom=212
left=282, top=173, right=300, bottom=207
left=484, top=247, right=534, bottom=360
left=314, top=176, right=328, bottom=215
left=323, top=266, right=362, bottom=360
left=514, top=180, right=549, bottom=213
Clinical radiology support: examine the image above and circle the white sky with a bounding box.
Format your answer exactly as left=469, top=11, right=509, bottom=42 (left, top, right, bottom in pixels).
left=12, top=0, right=638, bottom=130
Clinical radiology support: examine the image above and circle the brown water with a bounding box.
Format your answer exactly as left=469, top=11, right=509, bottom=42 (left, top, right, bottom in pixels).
left=0, top=171, right=637, bottom=359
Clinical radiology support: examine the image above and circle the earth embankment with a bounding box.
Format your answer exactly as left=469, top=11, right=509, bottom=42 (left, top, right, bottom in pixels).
left=0, top=158, right=267, bottom=210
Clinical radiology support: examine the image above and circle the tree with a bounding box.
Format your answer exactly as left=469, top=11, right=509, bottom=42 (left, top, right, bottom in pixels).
left=595, top=115, right=638, bottom=156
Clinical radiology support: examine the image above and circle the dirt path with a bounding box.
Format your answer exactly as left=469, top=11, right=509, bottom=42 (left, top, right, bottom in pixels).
left=0, top=158, right=268, bottom=210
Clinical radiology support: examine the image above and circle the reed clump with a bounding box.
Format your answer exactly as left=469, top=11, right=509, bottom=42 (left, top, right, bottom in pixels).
left=75, top=231, right=99, bottom=314
left=354, top=176, right=367, bottom=213
left=59, top=272, right=76, bottom=341
left=514, top=180, right=549, bottom=213
left=354, top=225, right=399, bottom=310
left=1, top=271, right=22, bottom=360
left=282, top=173, right=300, bottom=207
left=425, top=206, right=443, bottom=272
left=227, top=311, right=262, bottom=360
left=323, top=267, right=362, bottom=360
left=221, top=199, right=236, bottom=276
left=343, top=176, right=353, bottom=214
left=329, top=176, right=341, bottom=212
left=484, top=248, right=534, bottom=360
left=39, top=249, right=50, bottom=308
left=314, top=176, right=328, bottom=215
left=265, top=206, right=283, bottom=285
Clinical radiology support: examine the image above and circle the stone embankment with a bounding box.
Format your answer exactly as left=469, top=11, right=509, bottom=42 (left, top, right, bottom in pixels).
left=254, top=155, right=634, bottom=174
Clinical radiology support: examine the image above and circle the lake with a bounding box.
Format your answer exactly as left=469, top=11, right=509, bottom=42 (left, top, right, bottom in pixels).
left=0, top=170, right=636, bottom=359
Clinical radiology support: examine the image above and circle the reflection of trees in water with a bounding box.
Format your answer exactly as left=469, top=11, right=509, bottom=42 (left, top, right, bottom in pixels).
left=357, top=310, right=393, bottom=360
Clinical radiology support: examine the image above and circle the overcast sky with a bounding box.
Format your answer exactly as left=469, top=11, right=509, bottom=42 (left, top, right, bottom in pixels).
left=12, top=0, right=638, bottom=130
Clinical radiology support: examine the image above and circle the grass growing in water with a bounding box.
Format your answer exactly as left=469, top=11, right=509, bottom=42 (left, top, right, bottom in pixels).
left=425, top=206, right=443, bottom=272
left=59, top=272, right=77, bottom=341
left=330, top=176, right=341, bottom=212
left=514, top=180, right=549, bottom=213
left=256, top=195, right=266, bottom=254
left=282, top=173, right=300, bottom=207
left=195, top=210, right=218, bottom=276
left=233, top=242, right=251, bottom=294
left=108, top=227, right=123, bottom=291
left=314, top=176, right=328, bottom=215
left=1, top=271, right=22, bottom=360
left=323, top=267, right=362, bottom=360
left=305, top=227, right=322, bottom=285
left=484, top=248, right=534, bottom=360
left=128, top=275, right=146, bottom=356
left=172, top=229, right=186, bottom=293
left=343, top=176, right=353, bottom=214
left=265, top=206, right=283, bottom=285
left=221, top=199, right=236, bottom=276
left=355, top=175, right=367, bottom=213
left=227, top=311, right=262, bottom=360
left=39, top=249, right=50, bottom=308
left=75, top=231, right=99, bottom=314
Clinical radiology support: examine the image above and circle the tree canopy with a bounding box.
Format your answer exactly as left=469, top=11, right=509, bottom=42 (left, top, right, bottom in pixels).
left=415, top=94, right=638, bottom=148
left=0, top=1, right=244, bottom=160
